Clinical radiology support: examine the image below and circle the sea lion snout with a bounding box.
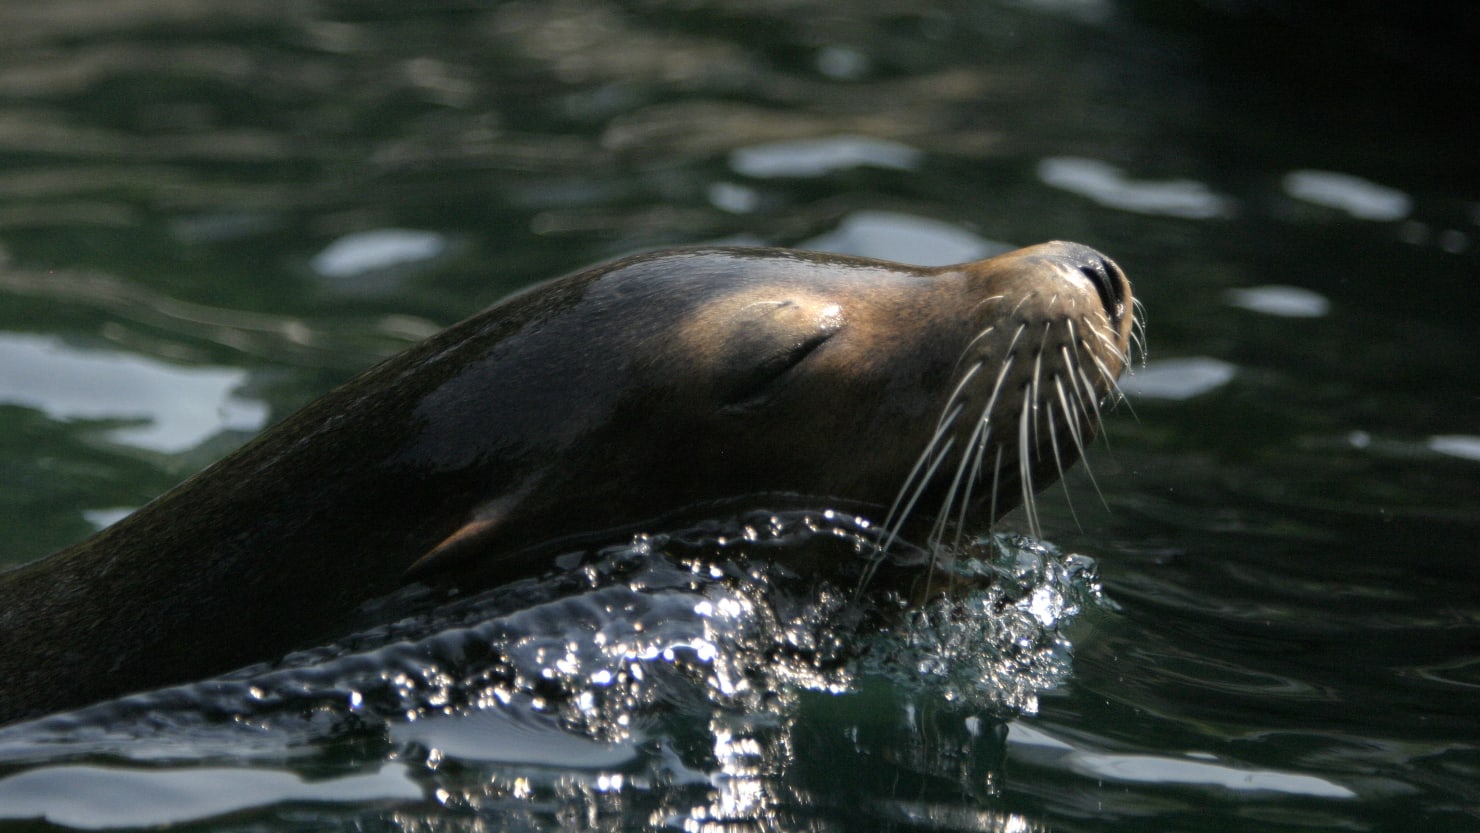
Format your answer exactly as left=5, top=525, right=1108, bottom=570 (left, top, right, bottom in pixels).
left=985, top=240, right=1130, bottom=329
left=952, top=241, right=1136, bottom=364
left=1044, top=241, right=1129, bottom=329
left=873, top=241, right=1138, bottom=542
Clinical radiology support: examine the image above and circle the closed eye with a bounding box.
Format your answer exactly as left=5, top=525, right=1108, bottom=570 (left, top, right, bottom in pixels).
left=721, top=330, right=834, bottom=410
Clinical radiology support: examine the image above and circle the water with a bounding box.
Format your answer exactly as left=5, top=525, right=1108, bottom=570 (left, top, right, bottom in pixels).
left=0, top=520, right=1099, bottom=830
left=1, top=1, right=1476, bottom=830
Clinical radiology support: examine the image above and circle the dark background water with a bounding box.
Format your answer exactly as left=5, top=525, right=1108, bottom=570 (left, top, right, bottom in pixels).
left=0, top=1, right=1476, bottom=830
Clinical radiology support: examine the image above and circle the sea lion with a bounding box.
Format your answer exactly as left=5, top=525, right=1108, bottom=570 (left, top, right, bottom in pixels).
left=0, top=242, right=1136, bottom=725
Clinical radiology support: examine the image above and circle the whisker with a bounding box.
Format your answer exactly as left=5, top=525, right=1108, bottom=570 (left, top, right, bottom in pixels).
left=951, top=448, right=982, bottom=554
left=1088, top=325, right=1130, bottom=366
left=920, top=354, right=1015, bottom=597
left=1059, top=330, right=1109, bottom=446
left=949, top=323, right=1024, bottom=520
left=1062, top=349, right=1102, bottom=447
left=1059, top=322, right=1097, bottom=418
left=931, top=410, right=986, bottom=547
left=1054, top=325, right=1085, bottom=424
left=1072, top=362, right=1112, bottom=452
left=866, top=434, right=958, bottom=593
left=882, top=373, right=976, bottom=544
left=969, top=293, right=1007, bottom=313
left=926, top=438, right=973, bottom=549
left=1087, top=349, right=1125, bottom=398
left=1029, top=323, right=1051, bottom=459
left=1089, top=352, right=1138, bottom=421
left=936, top=362, right=984, bottom=428
left=1131, top=298, right=1149, bottom=365
left=1059, top=375, right=1110, bottom=511
left=952, top=328, right=997, bottom=374
left=881, top=404, right=963, bottom=550
left=1018, top=357, right=1041, bottom=538
left=952, top=354, right=1019, bottom=549
left=1018, top=398, right=1038, bottom=538
left=1053, top=370, right=1085, bottom=451
left=988, top=444, right=1004, bottom=529
left=1045, top=385, right=1080, bottom=530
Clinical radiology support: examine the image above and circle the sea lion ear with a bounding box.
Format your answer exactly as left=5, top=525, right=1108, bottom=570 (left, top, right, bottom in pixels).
left=404, top=516, right=505, bottom=580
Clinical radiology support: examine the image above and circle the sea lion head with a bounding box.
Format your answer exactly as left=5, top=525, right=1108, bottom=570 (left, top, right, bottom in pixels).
left=664, top=241, right=1135, bottom=540
left=411, top=242, right=1136, bottom=576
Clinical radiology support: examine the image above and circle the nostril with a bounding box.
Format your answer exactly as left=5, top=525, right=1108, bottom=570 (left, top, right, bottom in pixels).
left=1035, top=241, right=1129, bottom=327
left=1080, top=258, right=1125, bottom=326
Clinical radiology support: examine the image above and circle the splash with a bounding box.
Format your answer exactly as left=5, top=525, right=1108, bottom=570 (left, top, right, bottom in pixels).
left=0, top=512, right=1103, bottom=766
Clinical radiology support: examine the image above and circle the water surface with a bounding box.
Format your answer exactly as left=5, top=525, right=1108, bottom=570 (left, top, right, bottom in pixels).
left=1, top=1, right=1476, bottom=830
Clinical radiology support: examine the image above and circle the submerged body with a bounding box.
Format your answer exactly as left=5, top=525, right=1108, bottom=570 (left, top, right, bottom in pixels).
left=0, top=243, right=1135, bottom=724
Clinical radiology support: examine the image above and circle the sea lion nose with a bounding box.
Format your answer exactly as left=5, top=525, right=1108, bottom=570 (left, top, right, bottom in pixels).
left=1048, top=242, right=1127, bottom=328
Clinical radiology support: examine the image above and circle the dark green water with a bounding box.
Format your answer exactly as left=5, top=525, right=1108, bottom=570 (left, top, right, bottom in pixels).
left=0, top=1, right=1476, bottom=830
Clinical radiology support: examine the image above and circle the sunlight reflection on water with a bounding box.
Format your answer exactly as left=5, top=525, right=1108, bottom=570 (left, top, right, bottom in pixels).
left=0, top=332, right=267, bottom=453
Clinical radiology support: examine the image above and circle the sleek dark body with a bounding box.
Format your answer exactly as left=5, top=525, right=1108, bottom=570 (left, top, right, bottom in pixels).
left=0, top=243, right=1134, bottom=724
